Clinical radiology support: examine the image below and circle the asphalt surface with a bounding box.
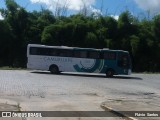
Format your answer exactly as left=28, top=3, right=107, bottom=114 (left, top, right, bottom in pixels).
left=0, top=70, right=160, bottom=120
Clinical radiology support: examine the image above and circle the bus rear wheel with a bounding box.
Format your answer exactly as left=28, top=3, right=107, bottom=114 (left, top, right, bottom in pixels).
left=49, top=65, right=59, bottom=74
left=106, top=69, right=114, bottom=77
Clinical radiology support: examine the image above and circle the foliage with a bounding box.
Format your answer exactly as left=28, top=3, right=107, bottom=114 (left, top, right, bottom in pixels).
left=0, top=0, right=160, bottom=72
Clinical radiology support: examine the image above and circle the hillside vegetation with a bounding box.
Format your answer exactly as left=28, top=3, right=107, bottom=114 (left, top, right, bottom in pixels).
left=0, top=0, right=160, bottom=72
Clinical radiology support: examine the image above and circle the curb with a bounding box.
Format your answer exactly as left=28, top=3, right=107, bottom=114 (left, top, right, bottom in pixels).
left=101, top=104, right=138, bottom=120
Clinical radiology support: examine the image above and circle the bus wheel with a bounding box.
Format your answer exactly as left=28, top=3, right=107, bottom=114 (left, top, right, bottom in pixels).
left=49, top=65, right=59, bottom=74
left=106, top=69, right=114, bottom=77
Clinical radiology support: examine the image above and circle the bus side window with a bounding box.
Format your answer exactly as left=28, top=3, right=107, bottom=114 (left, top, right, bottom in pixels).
left=30, top=47, right=37, bottom=55
left=31, top=47, right=44, bottom=55
left=64, top=50, right=73, bottom=57
left=50, top=49, right=58, bottom=56
left=99, top=52, right=104, bottom=59
left=58, top=49, right=65, bottom=57
left=44, top=48, right=50, bottom=55
left=103, top=52, right=116, bottom=60
left=38, top=48, right=50, bottom=56
left=59, top=49, right=73, bottom=57
left=80, top=51, right=87, bottom=58
left=35, top=48, right=56, bottom=56
left=74, top=51, right=87, bottom=58
left=88, top=51, right=100, bottom=59
left=74, top=51, right=80, bottom=58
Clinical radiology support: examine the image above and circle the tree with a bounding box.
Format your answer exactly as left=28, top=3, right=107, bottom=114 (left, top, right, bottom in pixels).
left=3, top=0, right=30, bottom=66
left=0, top=20, right=14, bottom=66
left=0, top=0, right=159, bottom=72
left=27, top=9, right=56, bottom=44
left=85, top=32, right=99, bottom=48
left=130, top=35, right=140, bottom=56
left=42, top=24, right=62, bottom=45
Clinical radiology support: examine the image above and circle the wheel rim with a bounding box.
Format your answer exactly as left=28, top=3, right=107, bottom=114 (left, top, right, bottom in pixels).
left=50, top=66, right=58, bottom=74
left=52, top=68, right=57, bottom=73
left=108, top=71, right=112, bottom=76
left=106, top=70, right=113, bottom=77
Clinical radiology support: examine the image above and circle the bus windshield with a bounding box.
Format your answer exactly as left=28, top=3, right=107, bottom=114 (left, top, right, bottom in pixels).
left=117, top=52, right=131, bottom=68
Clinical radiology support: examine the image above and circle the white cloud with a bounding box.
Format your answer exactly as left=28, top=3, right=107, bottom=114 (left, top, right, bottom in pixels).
left=90, top=6, right=102, bottom=15
left=134, top=0, right=160, bottom=14
left=30, top=0, right=95, bottom=11
left=110, top=15, right=119, bottom=20
left=79, top=6, right=102, bottom=16
left=0, top=12, right=4, bottom=20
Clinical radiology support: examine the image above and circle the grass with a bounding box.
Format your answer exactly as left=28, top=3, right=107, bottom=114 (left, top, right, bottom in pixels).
left=0, top=66, right=26, bottom=70
left=132, top=72, right=160, bottom=74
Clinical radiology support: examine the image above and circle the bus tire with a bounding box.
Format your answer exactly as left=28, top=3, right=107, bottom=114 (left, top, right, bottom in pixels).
left=106, top=69, right=114, bottom=77
left=49, top=65, right=59, bottom=74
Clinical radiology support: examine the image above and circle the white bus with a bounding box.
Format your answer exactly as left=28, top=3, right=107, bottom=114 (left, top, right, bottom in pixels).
left=27, top=44, right=132, bottom=77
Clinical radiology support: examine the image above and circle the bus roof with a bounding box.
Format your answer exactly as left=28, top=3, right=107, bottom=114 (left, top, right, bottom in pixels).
left=28, top=44, right=75, bottom=50
left=101, top=49, right=129, bottom=53
left=28, top=44, right=129, bottom=53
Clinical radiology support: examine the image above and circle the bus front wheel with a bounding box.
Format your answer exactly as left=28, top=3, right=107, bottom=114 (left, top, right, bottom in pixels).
left=106, top=69, right=114, bottom=77
left=49, top=65, right=59, bottom=74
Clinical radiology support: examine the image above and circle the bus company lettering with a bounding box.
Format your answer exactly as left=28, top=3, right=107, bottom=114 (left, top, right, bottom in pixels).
left=44, top=57, right=72, bottom=62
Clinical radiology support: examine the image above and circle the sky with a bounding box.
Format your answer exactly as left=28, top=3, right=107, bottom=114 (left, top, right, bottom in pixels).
left=1, top=0, right=160, bottom=20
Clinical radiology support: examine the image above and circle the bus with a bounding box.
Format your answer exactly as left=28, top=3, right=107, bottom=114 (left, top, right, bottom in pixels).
left=27, top=44, right=132, bottom=77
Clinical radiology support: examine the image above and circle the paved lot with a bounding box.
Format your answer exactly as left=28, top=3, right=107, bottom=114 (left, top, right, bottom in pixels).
left=0, top=70, right=160, bottom=120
